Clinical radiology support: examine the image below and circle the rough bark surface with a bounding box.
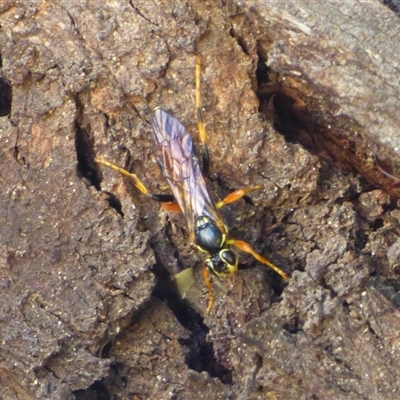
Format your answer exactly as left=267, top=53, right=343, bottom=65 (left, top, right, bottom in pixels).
left=1, top=1, right=400, bottom=399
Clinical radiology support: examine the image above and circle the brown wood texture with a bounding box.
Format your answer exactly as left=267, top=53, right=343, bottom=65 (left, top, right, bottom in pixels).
left=1, top=1, right=400, bottom=399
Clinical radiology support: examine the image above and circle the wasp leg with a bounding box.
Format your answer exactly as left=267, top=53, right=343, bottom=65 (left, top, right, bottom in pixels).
left=202, top=263, right=214, bottom=314
left=196, top=55, right=210, bottom=176
left=94, top=156, right=181, bottom=211
left=227, top=239, right=289, bottom=281
left=159, top=202, right=181, bottom=212
left=216, top=185, right=263, bottom=209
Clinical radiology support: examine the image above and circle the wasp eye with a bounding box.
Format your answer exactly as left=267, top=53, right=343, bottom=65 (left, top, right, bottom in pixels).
left=220, top=250, right=236, bottom=268
left=220, top=250, right=238, bottom=274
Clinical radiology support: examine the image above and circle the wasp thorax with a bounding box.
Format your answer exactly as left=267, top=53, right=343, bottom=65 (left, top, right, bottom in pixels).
left=195, top=216, right=225, bottom=254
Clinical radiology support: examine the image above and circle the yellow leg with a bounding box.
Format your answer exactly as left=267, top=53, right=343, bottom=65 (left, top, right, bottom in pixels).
left=216, top=185, right=263, bottom=209
left=202, top=264, right=214, bottom=314
left=228, top=239, right=289, bottom=281
left=94, top=157, right=179, bottom=210
left=94, top=157, right=149, bottom=196
left=196, top=55, right=211, bottom=176
left=196, top=55, right=206, bottom=146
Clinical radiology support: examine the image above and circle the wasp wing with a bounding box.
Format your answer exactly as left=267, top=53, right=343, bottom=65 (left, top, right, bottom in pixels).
left=150, top=108, right=224, bottom=241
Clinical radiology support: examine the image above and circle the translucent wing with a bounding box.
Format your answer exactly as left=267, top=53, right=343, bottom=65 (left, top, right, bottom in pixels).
left=150, top=108, right=225, bottom=241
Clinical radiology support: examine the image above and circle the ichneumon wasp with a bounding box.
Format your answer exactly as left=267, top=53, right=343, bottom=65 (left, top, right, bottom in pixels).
left=95, top=56, right=289, bottom=313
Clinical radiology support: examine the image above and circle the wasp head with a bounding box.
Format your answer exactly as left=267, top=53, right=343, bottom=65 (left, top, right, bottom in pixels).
left=205, top=249, right=238, bottom=276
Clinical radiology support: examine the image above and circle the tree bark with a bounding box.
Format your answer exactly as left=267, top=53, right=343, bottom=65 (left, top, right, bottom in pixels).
left=1, top=1, right=400, bottom=399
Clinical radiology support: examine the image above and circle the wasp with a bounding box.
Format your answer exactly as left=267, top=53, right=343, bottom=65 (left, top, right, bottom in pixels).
left=94, top=56, right=289, bottom=313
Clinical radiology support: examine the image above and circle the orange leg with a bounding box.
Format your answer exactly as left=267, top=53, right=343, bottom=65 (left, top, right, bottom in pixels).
left=202, top=264, right=214, bottom=314
left=228, top=239, right=289, bottom=281
left=160, top=202, right=181, bottom=213
left=216, top=185, right=263, bottom=209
